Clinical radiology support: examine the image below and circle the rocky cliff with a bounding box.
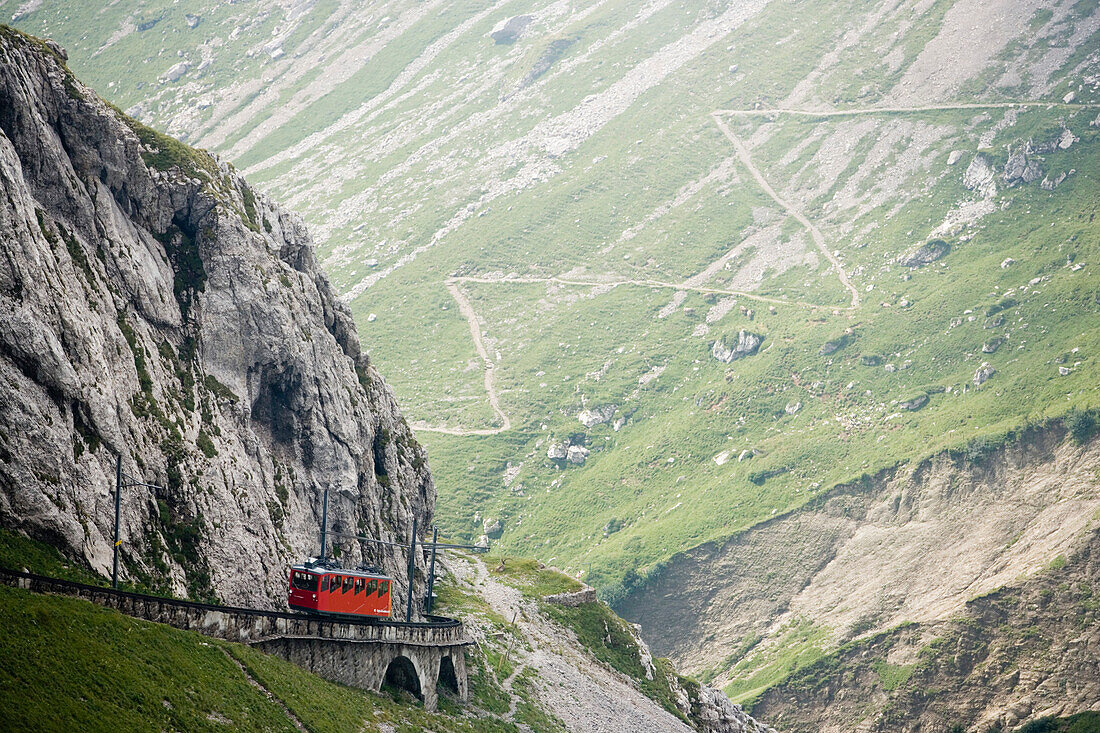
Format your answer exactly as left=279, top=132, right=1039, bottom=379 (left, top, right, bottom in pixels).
left=0, top=27, right=434, bottom=613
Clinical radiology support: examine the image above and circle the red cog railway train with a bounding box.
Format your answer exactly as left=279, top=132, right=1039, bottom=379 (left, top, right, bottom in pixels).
left=288, top=561, right=393, bottom=618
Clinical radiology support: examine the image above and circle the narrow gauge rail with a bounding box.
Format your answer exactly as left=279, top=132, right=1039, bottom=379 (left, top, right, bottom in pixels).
left=0, top=567, right=461, bottom=630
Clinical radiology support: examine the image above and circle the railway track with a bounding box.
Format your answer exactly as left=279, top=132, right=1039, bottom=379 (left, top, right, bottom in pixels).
left=0, top=567, right=461, bottom=632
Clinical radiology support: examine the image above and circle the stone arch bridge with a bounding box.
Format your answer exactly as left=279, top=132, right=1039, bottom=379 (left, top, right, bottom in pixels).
left=1, top=568, right=468, bottom=711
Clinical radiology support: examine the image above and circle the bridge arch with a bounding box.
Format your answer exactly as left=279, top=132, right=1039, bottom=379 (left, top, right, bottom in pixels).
left=438, top=654, right=459, bottom=696
left=383, top=654, right=423, bottom=702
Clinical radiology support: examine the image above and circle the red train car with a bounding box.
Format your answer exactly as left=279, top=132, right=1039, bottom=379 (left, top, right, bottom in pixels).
left=287, top=562, right=393, bottom=618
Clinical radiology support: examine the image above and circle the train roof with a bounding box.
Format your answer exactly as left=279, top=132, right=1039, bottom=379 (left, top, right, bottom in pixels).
left=292, top=562, right=390, bottom=580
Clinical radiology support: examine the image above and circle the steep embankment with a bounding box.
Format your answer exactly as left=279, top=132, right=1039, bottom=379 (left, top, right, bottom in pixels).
left=617, top=424, right=1100, bottom=720
left=0, top=27, right=432, bottom=611
left=751, top=527, right=1100, bottom=732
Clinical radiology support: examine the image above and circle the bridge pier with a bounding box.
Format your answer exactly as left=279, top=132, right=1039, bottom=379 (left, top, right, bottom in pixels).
left=252, top=638, right=468, bottom=712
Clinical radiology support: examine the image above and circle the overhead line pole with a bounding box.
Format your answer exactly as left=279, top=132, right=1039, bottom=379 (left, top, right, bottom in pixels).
left=111, top=452, right=165, bottom=589
left=405, top=518, right=417, bottom=621
left=426, top=526, right=438, bottom=614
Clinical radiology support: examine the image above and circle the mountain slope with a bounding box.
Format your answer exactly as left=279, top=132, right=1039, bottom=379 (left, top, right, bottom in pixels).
left=0, top=26, right=432, bottom=610
left=9, top=0, right=1100, bottom=722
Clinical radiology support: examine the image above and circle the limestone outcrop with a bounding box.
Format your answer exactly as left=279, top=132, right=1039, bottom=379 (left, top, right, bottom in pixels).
left=0, top=28, right=434, bottom=613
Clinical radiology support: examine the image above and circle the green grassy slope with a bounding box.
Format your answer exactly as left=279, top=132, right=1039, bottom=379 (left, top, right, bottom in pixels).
left=0, top=579, right=529, bottom=733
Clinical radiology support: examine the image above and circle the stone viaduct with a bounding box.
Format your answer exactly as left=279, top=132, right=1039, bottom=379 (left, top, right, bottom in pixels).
left=1, top=568, right=468, bottom=711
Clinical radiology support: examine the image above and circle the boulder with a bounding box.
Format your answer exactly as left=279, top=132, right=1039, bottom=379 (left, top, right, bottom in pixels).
left=711, top=330, right=764, bottom=363
left=898, top=239, right=949, bottom=268
left=483, top=518, right=502, bottom=538
left=566, top=445, right=590, bottom=465
left=899, top=394, right=929, bottom=411
left=963, top=154, right=995, bottom=192
left=578, top=404, right=616, bottom=427
left=974, top=362, right=996, bottom=386
left=1004, top=148, right=1043, bottom=185
left=547, top=441, right=569, bottom=460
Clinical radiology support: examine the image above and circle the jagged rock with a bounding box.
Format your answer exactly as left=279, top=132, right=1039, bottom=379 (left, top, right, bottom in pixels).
left=483, top=518, right=502, bottom=538
left=547, top=441, right=569, bottom=460
left=1040, top=171, right=1068, bottom=190
left=490, top=15, right=533, bottom=44
left=884, top=363, right=897, bottom=373
left=543, top=587, right=597, bottom=606
left=160, top=61, right=189, bottom=83
left=43, top=39, right=67, bottom=61
left=983, top=338, right=1004, bottom=354
left=566, top=445, right=590, bottom=465
left=713, top=451, right=731, bottom=466
left=898, top=239, right=949, bottom=267
left=475, top=535, right=490, bottom=549
left=1004, top=147, right=1043, bottom=185
left=1059, top=366, right=1072, bottom=376
left=738, top=449, right=754, bottom=462
left=985, top=314, right=1005, bottom=329
left=900, top=394, right=929, bottom=411
left=974, top=362, right=997, bottom=386
left=0, top=31, right=434, bottom=612
left=785, top=401, right=802, bottom=414
left=963, top=154, right=995, bottom=193
left=1001, top=258, right=1016, bottom=268
left=947, top=150, right=963, bottom=165
left=577, top=404, right=616, bottom=428
left=819, top=334, right=850, bottom=355
left=1057, top=129, right=1077, bottom=150
left=711, top=331, right=763, bottom=363
left=184, top=13, right=201, bottom=29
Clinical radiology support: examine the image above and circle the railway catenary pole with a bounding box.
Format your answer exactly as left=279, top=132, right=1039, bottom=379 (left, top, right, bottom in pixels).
left=111, top=453, right=164, bottom=589
left=111, top=454, right=122, bottom=589
left=319, top=488, right=329, bottom=559
left=426, top=525, right=439, bottom=614
left=405, top=517, right=417, bottom=621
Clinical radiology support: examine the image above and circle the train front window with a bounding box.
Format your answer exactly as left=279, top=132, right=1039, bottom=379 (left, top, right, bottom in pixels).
left=291, top=571, right=317, bottom=591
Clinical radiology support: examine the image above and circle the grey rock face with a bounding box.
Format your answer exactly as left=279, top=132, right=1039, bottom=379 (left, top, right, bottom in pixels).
left=899, top=394, right=929, bottom=411
left=1004, top=147, right=1043, bottom=185
left=974, top=362, right=997, bottom=386
left=898, top=239, right=949, bottom=267
left=577, top=404, right=616, bottom=428
left=711, top=330, right=763, bottom=363
left=963, top=153, right=995, bottom=194
left=0, top=30, right=434, bottom=614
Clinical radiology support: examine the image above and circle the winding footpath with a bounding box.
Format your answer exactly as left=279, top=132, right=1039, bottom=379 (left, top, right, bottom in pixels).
left=415, top=101, right=1099, bottom=436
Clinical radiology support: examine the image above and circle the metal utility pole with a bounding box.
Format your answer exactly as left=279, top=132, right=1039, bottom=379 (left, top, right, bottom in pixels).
left=111, top=452, right=165, bottom=589
left=405, top=517, right=417, bottom=621
left=112, top=454, right=122, bottom=589
left=319, top=488, right=329, bottom=559
left=425, top=525, right=438, bottom=614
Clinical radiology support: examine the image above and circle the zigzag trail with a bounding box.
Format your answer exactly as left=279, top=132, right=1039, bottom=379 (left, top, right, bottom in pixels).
left=414, top=102, right=1098, bottom=436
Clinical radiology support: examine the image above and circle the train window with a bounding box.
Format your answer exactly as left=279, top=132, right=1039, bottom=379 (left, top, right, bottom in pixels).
left=342, top=576, right=353, bottom=593
left=354, top=578, right=364, bottom=595
left=366, top=580, right=377, bottom=596
left=320, top=576, right=329, bottom=592
left=379, top=581, right=388, bottom=598
left=291, top=571, right=317, bottom=591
